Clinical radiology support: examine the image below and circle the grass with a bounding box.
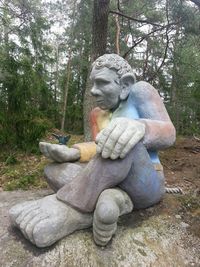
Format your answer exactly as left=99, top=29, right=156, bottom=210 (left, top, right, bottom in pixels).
left=0, top=152, right=48, bottom=190
left=0, top=133, right=84, bottom=191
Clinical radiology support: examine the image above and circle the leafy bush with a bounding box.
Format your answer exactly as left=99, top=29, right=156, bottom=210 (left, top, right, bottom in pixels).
left=5, top=174, right=37, bottom=191
left=0, top=116, right=54, bottom=152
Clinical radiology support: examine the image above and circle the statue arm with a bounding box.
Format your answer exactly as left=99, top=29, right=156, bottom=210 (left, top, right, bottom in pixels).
left=132, top=81, right=176, bottom=150
left=72, top=142, right=97, bottom=162
left=70, top=108, right=111, bottom=162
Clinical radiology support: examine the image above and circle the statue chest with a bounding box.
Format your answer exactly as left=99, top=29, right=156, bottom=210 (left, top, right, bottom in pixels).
left=111, top=97, right=140, bottom=121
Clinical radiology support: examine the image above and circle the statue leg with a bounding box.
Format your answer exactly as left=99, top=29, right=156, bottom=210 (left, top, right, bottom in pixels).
left=9, top=194, right=92, bottom=247
left=44, top=162, right=85, bottom=192
left=56, top=143, right=143, bottom=213
left=93, top=188, right=133, bottom=246
left=119, top=144, right=165, bottom=209
left=92, top=143, right=165, bottom=246
left=56, top=141, right=162, bottom=213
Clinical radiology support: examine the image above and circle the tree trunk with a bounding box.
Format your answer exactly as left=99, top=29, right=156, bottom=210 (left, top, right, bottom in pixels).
left=61, top=51, right=72, bottom=131
left=115, top=14, right=120, bottom=55
left=83, top=0, right=110, bottom=141
left=60, top=0, right=77, bottom=131
left=170, top=24, right=180, bottom=133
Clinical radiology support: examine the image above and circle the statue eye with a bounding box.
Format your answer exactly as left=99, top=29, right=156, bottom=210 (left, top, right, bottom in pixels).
left=96, top=79, right=110, bottom=86
left=103, top=80, right=110, bottom=85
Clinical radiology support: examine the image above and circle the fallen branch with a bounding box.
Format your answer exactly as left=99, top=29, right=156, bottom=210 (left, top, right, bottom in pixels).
left=193, top=134, right=200, bottom=142
left=184, top=145, right=200, bottom=153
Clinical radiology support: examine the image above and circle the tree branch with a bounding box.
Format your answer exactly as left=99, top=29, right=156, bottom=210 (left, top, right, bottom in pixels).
left=147, top=31, right=170, bottom=82
left=189, top=0, right=200, bottom=8
left=148, top=0, right=170, bottom=82
left=123, top=22, right=176, bottom=59
left=110, top=10, right=162, bottom=27
left=117, top=0, right=122, bottom=12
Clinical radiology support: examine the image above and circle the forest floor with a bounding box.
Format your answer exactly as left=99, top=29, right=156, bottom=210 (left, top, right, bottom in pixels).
left=0, top=135, right=199, bottom=239
left=159, top=136, right=200, bottom=239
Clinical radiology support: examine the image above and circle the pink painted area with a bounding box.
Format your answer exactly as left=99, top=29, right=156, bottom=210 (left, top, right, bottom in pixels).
left=90, top=107, right=110, bottom=140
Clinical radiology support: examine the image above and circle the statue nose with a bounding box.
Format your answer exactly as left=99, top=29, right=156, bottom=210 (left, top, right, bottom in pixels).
left=91, top=87, right=100, bottom=96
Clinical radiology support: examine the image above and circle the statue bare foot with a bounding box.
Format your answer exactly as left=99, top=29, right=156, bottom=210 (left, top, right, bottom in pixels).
left=39, top=142, right=80, bottom=163
left=93, top=188, right=133, bottom=246
left=9, top=194, right=92, bottom=247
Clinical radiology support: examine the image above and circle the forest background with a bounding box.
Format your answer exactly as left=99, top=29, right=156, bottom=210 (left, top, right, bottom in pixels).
left=0, top=0, right=200, bottom=153
left=0, top=0, right=200, bottom=248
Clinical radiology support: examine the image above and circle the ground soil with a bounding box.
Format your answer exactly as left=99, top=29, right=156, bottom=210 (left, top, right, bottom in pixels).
left=160, top=136, right=200, bottom=194
left=159, top=136, right=200, bottom=239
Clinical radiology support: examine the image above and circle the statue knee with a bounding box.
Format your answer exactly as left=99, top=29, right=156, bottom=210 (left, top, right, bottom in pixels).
left=95, top=188, right=133, bottom=224
left=95, top=200, right=119, bottom=225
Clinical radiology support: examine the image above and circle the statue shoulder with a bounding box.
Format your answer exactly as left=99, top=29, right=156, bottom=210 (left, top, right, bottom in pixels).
left=130, top=81, right=160, bottom=102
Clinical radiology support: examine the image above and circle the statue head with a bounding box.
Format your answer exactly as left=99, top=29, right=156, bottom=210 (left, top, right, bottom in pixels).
left=90, top=54, right=136, bottom=111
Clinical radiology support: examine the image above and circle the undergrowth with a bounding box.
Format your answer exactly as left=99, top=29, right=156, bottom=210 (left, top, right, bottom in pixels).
left=0, top=133, right=84, bottom=191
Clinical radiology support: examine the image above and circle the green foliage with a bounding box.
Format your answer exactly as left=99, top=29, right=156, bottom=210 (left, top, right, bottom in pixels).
left=0, top=0, right=57, bottom=150
left=0, top=0, right=200, bottom=151
left=1, top=151, right=48, bottom=190
left=5, top=174, right=37, bottom=191
left=5, top=155, right=18, bottom=165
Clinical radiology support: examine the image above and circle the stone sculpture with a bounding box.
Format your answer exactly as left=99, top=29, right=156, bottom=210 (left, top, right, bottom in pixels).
left=9, top=54, right=176, bottom=248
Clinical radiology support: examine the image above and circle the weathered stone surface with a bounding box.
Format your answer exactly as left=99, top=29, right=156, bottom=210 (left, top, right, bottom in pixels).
left=1, top=190, right=200, bottom=267
left=9, top=194, right=92, bottom=248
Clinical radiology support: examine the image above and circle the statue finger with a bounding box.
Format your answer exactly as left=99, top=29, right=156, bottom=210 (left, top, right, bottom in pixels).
left=48, top=145, right=65, bottom=162
left=96, top=123, right=117, bottom=154
left=110, top=128, right=136, bottom=160
left=101, top=125, right=125, bottom=159
left=58, top=147, right=80, bottom=162
left=39, top=142, right=51, bottom=158
left=120, top=131, right=144, bottom=159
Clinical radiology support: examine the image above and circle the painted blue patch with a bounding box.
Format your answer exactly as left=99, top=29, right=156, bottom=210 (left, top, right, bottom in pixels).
left=111, top=93, right=160, bottom=164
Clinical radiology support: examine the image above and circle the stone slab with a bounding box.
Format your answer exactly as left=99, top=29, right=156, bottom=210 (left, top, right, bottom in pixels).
left=0, top=190, right=199, bottom=267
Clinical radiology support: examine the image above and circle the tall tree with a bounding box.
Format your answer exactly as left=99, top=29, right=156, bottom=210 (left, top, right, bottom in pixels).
left=0, top=0, right=54, bottom=150
left=83, top=0, right=110, bottom=141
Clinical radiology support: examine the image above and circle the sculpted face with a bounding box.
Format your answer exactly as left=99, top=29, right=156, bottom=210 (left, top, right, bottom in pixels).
left=90, top=67, right=121, bottom=111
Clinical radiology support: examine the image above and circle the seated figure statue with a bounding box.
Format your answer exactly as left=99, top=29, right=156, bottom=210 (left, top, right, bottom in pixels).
left=9, top=54, right=176, bottom=248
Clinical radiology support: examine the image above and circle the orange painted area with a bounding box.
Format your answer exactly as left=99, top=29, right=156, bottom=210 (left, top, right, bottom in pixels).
left=73, top=142, right=97, bottom=163
left=90, top=107, right=111, bottom=140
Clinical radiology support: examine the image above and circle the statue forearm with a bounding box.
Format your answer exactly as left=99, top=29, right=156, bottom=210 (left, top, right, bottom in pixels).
left=139, top=119, right=176, bottom=150
left=72, top=142, right=97, bottom=162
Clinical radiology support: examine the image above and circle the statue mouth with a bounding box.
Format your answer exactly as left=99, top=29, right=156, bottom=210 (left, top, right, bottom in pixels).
left=96, top=99, right=104, bottom=104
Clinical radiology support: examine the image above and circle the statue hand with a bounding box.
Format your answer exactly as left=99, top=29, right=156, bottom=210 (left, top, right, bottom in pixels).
left=39, top=142, right=80, bottom=163
left=95, top=118, right=145, bottom=160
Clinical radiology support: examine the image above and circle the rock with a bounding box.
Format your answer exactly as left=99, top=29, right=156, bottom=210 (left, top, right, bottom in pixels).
left=180, top=222, right=190, bottom=228
left=0, top=190, right=200, bottom=267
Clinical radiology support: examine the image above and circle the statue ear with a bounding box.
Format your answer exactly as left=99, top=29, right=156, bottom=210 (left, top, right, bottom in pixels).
left=119, top=73, right=136, bottom=100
